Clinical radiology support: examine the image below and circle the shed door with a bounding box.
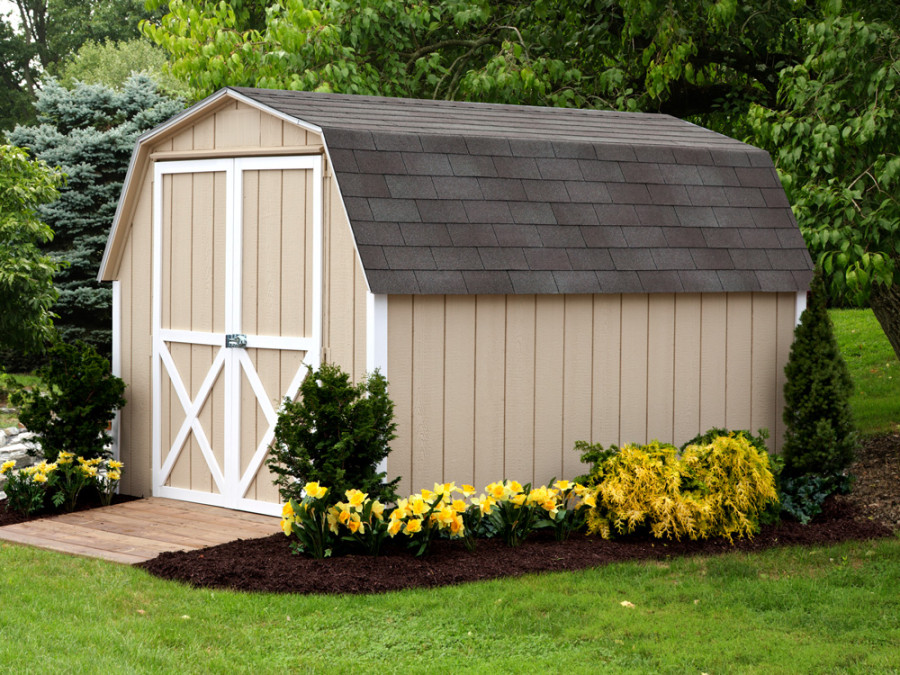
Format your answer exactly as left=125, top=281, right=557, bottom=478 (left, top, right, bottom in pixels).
left=152, top=156, right=322, bottom=516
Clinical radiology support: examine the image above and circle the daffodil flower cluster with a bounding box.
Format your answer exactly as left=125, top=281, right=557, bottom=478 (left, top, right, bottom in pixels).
left=1, top=453, right=125, bottom=516
left=278, top=479, right=595, bottom=558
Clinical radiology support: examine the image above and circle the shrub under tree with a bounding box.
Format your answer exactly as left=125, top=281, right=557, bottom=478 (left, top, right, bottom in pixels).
left=268, top=363, right=400, bottom=506
left=781, top=268, right=857, bottom=477
left=11, top=340, right=126, bottom=462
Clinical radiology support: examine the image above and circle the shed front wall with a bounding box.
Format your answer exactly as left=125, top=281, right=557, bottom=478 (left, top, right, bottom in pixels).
left=112, top=100, right=369, bottom=499
left=387, top=292, right=796, bottom=495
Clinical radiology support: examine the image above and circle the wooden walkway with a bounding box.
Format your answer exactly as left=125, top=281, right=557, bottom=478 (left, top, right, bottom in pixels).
left=0, top=497, right=282, bottom=564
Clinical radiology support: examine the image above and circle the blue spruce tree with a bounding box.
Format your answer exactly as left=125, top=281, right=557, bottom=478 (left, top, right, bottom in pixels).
left=9, top=75, right=183, bottom=356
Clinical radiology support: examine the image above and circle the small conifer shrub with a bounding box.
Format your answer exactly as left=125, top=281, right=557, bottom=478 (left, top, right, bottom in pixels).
left=781, top=268, right=857, bottom=477
left=11, top=341, right=126, bottom=462
left=268, top=363, right=400, bottom=506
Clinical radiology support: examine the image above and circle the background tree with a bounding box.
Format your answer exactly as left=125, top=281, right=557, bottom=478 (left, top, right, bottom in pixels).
left=56, top=38, right=191, bottom=98
left=144, top=0, right=900, bottom=359
left=0, top=0, right=161, bottom=134
left=8, top=75, right=183, bottom=356
left=0, top=144, right=63, bottom=352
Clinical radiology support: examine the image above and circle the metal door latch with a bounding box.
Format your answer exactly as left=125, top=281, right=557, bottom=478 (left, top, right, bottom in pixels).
left=225, top=334, right=248, bottom=348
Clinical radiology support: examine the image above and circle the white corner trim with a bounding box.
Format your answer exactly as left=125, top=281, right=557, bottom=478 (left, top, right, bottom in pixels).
left=366, top=293, right=389, bottom=377
left=367, top=293, right=389, bottom=477
left=111, top=280, right=121, bottom=461
left=794, top=290, right=807, bottom=326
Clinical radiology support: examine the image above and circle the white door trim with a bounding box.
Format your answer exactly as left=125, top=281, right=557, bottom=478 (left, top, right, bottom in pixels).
left=152, top=156, right=323, bottom=516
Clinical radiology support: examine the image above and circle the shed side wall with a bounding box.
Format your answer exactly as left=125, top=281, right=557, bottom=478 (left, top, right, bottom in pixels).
left=112, top=100, right=368, bottom=498
left=387, top=292, right=795, bottom=494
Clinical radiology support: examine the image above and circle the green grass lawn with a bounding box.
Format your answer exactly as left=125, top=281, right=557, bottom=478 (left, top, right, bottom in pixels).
left=829, top=308, right=900, bottom=436
left=0, top=536, right=898, bottom=674
left=0, top=372, right=42, bottom=427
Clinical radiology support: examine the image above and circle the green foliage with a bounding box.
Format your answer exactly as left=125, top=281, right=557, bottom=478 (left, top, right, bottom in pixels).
left=56, top=39, right=191, bottom=98
left=585, top=436, right=779, bottom=542
left=572, top=439, right=620, bottom=485
left=268, top=362, right=400, bottom=506
left=8, top=77, right=183, bottom=355
left=11, top=341, right=126, bottom=462
left=778, top=472, right=852, bottom=525
left=0, top=145, right=64, bottom=352
left=782, top=269, right=857, bottom=477
left=0, top=0, right=161, bottom=134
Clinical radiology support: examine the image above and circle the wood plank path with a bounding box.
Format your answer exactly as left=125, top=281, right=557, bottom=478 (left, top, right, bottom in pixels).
left=0, top=497, right=282, bottom=564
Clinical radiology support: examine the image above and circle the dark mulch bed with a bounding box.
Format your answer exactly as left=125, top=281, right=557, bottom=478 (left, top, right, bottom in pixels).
left=0, top=492, right=140, bottom=527
left=138, top=498, right=894, bottom=595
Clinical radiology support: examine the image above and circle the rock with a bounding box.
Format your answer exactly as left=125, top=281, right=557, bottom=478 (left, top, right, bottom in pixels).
left=3, top=426, right=18, bottom=437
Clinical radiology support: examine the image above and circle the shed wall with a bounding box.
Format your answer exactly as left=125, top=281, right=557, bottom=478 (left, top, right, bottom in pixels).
left=386, top=292, right=796, bottom=495
left=113, top=101, right=369, bottom=497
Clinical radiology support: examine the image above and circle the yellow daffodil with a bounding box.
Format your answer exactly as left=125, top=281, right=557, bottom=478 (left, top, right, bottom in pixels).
left=420, top=488, right=434, bottom=501
left=554, top=479, right=571, bottom=491
left=282, top=502, right=295, bottom=518
left=371, top=501, right=385, bottom=519
left=459, top=484, right=476, bottom=497
left=511, top=493, right=527, bottom=506
left=280, top=518, right=293, bottom=536
left=345, top=489, right=367, bottom=508
left=472, top=495, right=495, bottom=515
left=387, top=519, right=403, bottom=537
left=303, top=482, right=328, bottom=499
left=347, top=517, right=364, bottom=534
left=508, top=480, right=523, bottom=493
left=583, top=492, right=597, bottom=508
left=451, top=499, right=467, bottom=513
left=404, top=518, right=423, bottom=535
left=487, top=482, right=506, bottom=500
left=409, top=496, right=427, bottom=516
left=327, top=508, right=340, bottom=534
left=450, top=516, right=464, bottom=536
left=434, top=482, right=456, bottom=497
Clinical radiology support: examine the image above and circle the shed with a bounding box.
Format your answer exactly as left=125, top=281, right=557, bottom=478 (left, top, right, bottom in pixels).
left=99, top=88, right=814, bottom=516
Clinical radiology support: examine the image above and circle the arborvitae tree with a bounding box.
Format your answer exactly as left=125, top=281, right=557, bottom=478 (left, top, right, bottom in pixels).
left=8, top=76, right=183, bottom=356
left=781, top=268, right=857, bottom=477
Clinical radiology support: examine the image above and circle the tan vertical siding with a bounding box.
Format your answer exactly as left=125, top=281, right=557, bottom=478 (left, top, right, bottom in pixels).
left=388, top=291, right=797, bottom=491
left=673, top=294, right=701, bottom=443
left=442, top=296, right=476, bottom=487
left=619, top=294, right=649, bottom=443
left=504, top=295, right=536, bottom=482
left=646, top=294, right=675, bottom=443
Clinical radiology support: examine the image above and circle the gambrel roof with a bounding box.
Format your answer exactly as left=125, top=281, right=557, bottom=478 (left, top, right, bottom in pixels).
left=101, top=87, right=814, bottom=293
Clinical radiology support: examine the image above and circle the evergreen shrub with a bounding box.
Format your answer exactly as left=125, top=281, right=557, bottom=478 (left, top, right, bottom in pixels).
left=10, top=340, right=126, bottom=462
left=781, top=268, right=857, bottom=476
left=268, top=362, right=400, bottom=506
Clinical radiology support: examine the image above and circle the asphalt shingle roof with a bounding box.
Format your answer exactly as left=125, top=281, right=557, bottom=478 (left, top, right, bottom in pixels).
left=233, top=88, right=814, bottom=295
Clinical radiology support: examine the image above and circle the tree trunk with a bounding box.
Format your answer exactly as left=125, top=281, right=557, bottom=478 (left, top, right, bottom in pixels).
left=869, top=279, right=900, bottom=362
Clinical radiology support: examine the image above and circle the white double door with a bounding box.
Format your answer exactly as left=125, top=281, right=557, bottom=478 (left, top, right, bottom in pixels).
left=152, top=156, right=322, bottom=516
